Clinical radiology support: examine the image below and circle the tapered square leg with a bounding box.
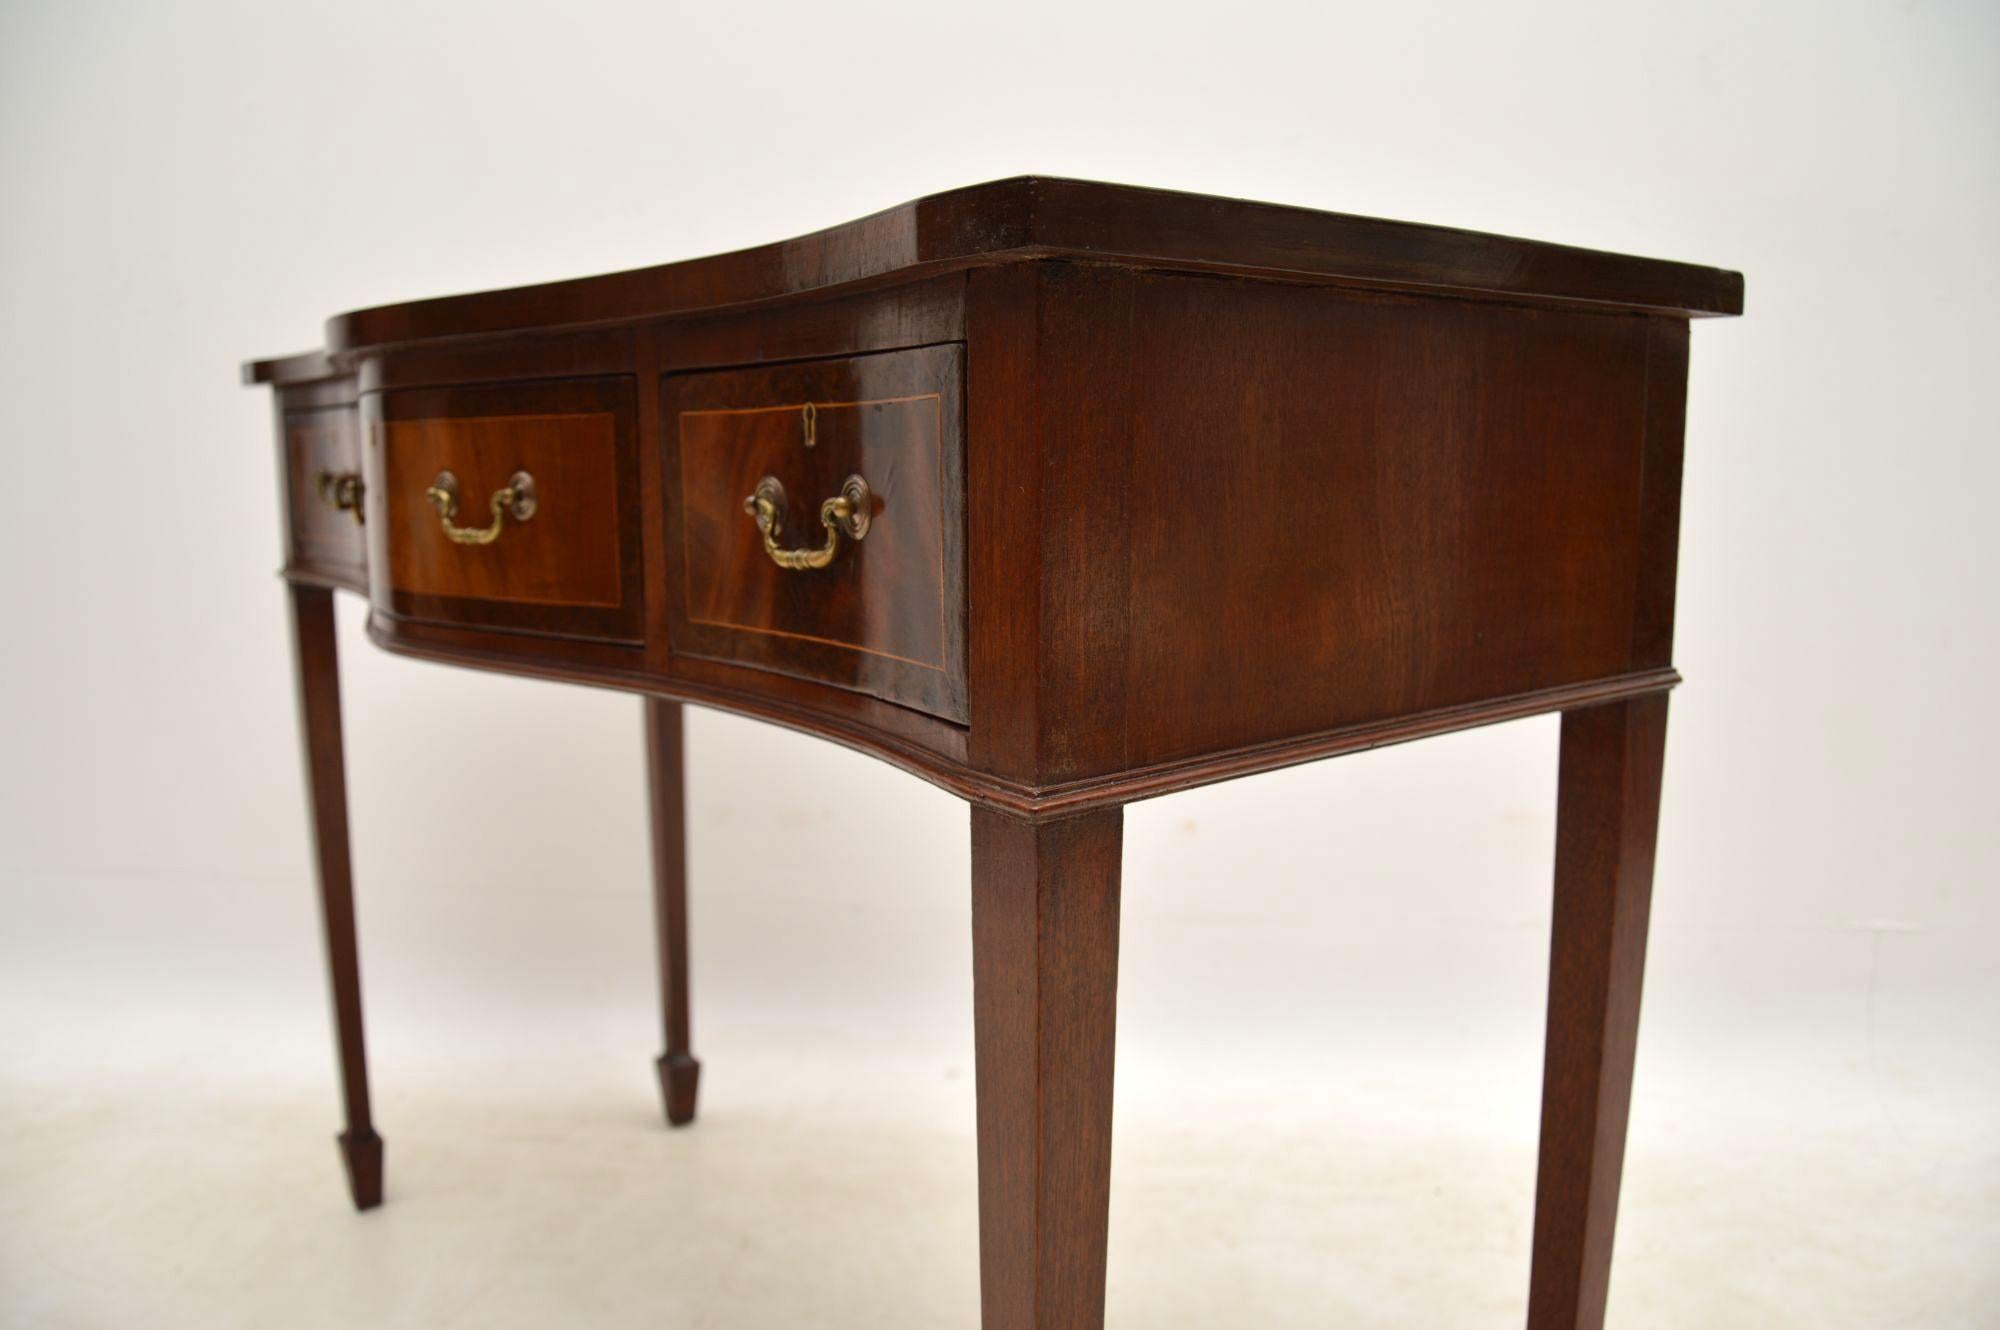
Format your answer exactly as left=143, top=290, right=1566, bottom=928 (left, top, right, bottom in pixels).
left=287, top=584, right=383, bottom=1212
left=1527, top=696, right=1669, bottom=1328
left=337, top=1129, right=384, bottom=1211
left=971, top=806, right=1123, bottom=1330
left=645, top=697, right=700, bottom=1126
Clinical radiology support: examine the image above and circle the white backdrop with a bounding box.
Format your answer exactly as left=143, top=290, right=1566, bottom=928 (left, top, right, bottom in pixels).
left=2, top=2, right=1995, bottom=1327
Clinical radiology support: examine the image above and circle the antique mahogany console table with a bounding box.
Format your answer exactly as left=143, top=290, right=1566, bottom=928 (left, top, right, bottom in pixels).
left=244, top=178, right=1741, bottom=1328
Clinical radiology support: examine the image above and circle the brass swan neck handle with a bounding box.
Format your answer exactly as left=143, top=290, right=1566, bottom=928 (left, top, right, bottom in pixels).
left=425, top=469, right=538, bottom=546
left=742, top=474, right=872, bottom=571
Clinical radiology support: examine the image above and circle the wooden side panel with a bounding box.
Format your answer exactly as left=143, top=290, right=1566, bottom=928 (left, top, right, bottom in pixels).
left=1034, top=264, right=1656, bottom=782
left=365, top=376, right=643, bottom=643
left=663, top=345, right=966, bottom=723
left=1038, top=266, right=1136, bottom=779
left=964, top=264, right=1045, bottom=783
left=1630, top=319, right=1690, bottom=670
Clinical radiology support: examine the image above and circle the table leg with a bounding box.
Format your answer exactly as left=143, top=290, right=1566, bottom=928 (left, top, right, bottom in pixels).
left=1527, top=695, right=1669, bottom=1328
left=645, top=696, right=700, bottom=1126
left=286, top=584, right=382, bottom=1211
left=970, top=807, right=1123, bottom=1330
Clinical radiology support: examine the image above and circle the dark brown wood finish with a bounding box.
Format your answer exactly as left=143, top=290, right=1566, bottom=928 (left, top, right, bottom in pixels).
left=285, top=584, right=381, bottom=1210
left=367, top=610, right=972, bottom=770
left=963, top=264, right=1044, bottom=785
left=971, top=807, right=1123, bottom=1330
left=657, top=272, right=965, bottom=373
left=283, top=404, right=367, bottom=581
left=247, top=179, right=1739, bottom=1325
left=1631, top=319, right=1691, bottom=670
left=313, top=177, right=1739, bottom=358
left=365, top=375, right=645, bottom=644
left=267, top=370, right=367, bottom=593
left=645, top=697, right=699, bottom=1125
left=664, top=344, right=966, bottom=722
left=245, top=348, right=340, bottom=386
left=1044, top=266, right=1657, bottom=779
left=1528, top=695, right=1669, bottom=1328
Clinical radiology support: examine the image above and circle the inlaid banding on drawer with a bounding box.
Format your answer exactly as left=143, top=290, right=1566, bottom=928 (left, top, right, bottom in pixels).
left=367, top=376, right=643, bottom=643
left=664, top=344, right=965, bottom=723
left=680, top=392, right=947, bottom=666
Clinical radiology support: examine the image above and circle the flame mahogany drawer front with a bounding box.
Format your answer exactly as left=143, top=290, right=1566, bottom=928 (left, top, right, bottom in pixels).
left=283, top=403, right=365, bottom=580
left=664, top=344, right=966, bottom=723
left=365, top=376, right=643, bottom=643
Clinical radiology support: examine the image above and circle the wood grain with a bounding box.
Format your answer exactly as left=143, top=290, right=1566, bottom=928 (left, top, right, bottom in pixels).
left=386, top=417, right=620, bottom=605
left=964, top=264, right=1045, bottom=783
left=1631, top=319, right=1691, bottom=670
left=972, top=807, right=1123, bottom=1330
left=1528, top=695, right=1669, bottom=1328
left=245, top=183, right=1740, bottom=1312
left=665, top=344, right=965, bottom=722
left=308, top=176, right=1739, bottom=358
left=1128, top=275, right=1650, bottom=764
left=1023, top=264, right=1656, bottom=783
left=252, top=195, right=1732, bottom=816
left=286, top=583, right=382, bottom=1211
left=366, top=375, right=644, bottom=643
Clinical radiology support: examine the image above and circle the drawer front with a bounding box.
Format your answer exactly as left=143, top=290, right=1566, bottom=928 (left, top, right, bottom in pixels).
left=368, top=377, right=642, bottom=642
left=284, top=404, right=366, bottom=579
left=665, top=344, right=965, bottom=722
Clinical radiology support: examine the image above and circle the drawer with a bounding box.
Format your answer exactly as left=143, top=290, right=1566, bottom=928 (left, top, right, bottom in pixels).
left=367, top=377, right=643, bottom=642
left=283, top=403, right=366, bottom=579
left=664, top=344, right=965, bottom=722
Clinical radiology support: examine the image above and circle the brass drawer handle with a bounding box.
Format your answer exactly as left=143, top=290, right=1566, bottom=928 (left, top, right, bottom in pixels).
left=425, top=469, right=538, bottom=546
left=314, top=470, right=365, bottom=524
left=743, top=474, right=872, bottom=571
